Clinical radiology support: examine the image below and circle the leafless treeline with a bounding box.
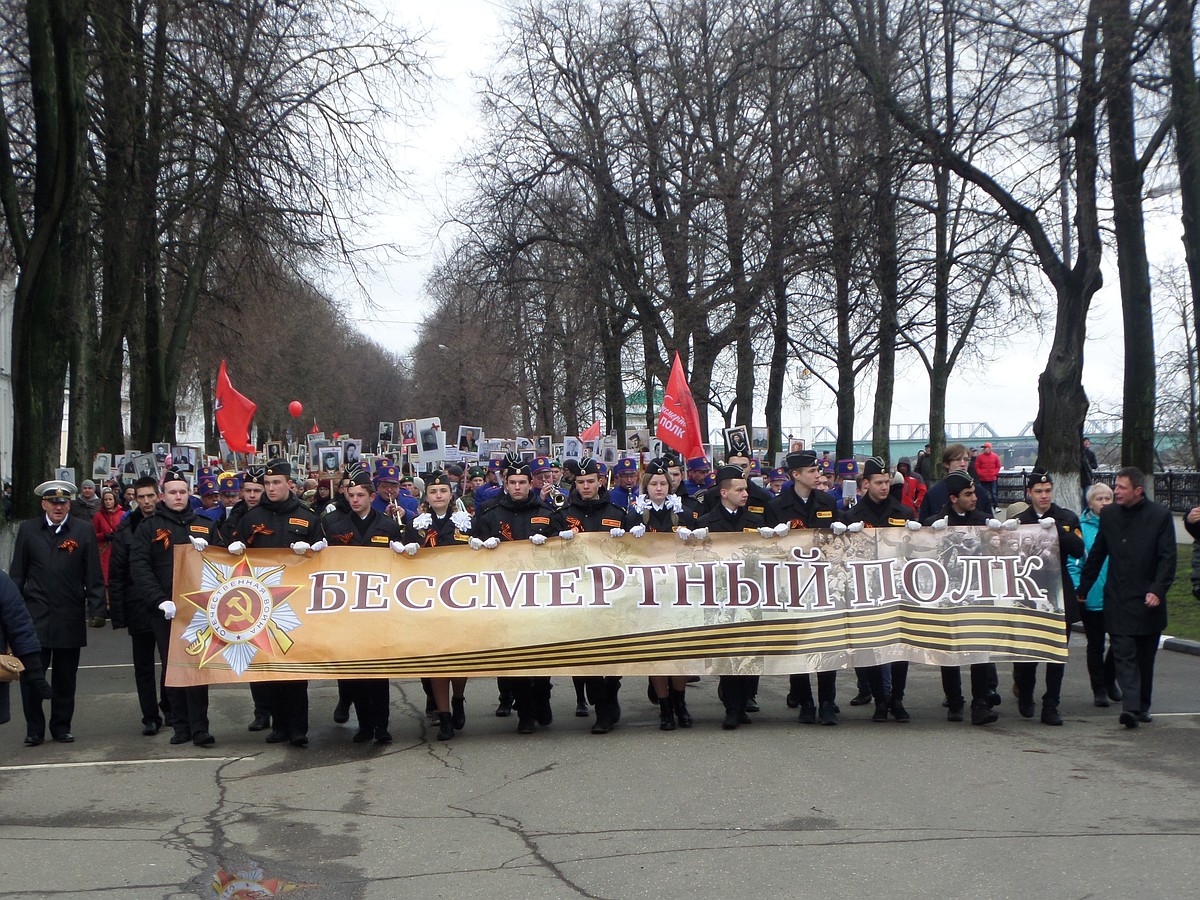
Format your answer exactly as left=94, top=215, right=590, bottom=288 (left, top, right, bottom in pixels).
left=415, top=0, right=1199, bottom=494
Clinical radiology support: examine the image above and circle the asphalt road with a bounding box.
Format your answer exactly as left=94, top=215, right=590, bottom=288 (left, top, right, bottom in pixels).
left=2, top=626, right=1199, bottom=899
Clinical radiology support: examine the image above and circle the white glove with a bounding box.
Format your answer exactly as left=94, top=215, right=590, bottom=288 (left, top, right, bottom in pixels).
left=291, top=541, right=311, bottom=555
left=773, top=523, right=790, bottom=537
left=905, top=520, right=922, bottom=531
left=310, top=539, right=328, bottom=552
left=932, top=517, right=948, bottom=530
left=677, top=527, right=693, bottom=542
left=404, top=542, right=419, bottom=556
left=1004, top=518, right=1021, bottom=531
left=158, top=600, right=176, bottom=620
left=469, top=537, right=483, bottom=551
left=847, top=521, right=864, bottom=533
left=390, top=541, right=407, bottom=554
left=610, top=528, right=626, bottom=538
left=530, top=533, right=547, bottom=545
left=227, top=541, right=246, bottom=556
left=986, top=518, right=1003, bottom=529
left=189, top=537, right=208, bottom=552
left=483, top=537, right=500, bottom=550
left=831, top=522, right=847, bottom=535
left=629, top=524, right=646, bottom=538
left=691, top=527, right=709, bottom=541
left=758, top=527, right=776, bottom=538
left=558, top=529, right=575, bottom=541
left=412, top=513, right=432, bottom=531
left=1039, top=517, right=1055, bottom=529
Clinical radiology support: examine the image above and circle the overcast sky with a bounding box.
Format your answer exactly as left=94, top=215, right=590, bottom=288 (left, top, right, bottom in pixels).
left=338, top=0, right=1184, bottom=442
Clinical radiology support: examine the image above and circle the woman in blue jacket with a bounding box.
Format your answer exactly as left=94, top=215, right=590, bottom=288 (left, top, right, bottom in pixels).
left=1069, top=482, right=1120, bottom=707
left=1, top=571, right=52, bottom=727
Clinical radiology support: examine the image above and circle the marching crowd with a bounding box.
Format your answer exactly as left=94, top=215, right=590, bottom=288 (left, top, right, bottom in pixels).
left=0, top=440, right=1191, bottom=752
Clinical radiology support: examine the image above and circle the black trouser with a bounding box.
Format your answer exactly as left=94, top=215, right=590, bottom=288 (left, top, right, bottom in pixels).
left=583, top=676, right=621, bottom=710
left=1110, top=632, right=1159, bottom=715
left=250, top=682, right=273, bottom=721
left=20, top=647, right=81, bottom=739
left=345, top=678, right=390, bottom=733
left=1012, top=662, right=1065, bottom=705
left=719, top=674, right=756, bottom=713
left=266, top=681, right=309, bottom=739
left=863, top=662, right=907, bottom=703
left=510, top=676, right=552, bottom=718
left=496, top=677, right=517, bottom=704
left=168, top=686, right=210, bottom=737
left=941, top=663, right=995, bottom=703
left=789, top=671, right=837, bottom=706
left=130, top=626, right=170, bottom=726
left=1079, top=607, right=1117, bottom=691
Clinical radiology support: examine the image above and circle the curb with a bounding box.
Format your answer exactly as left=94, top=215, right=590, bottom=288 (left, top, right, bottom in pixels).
left=1069, top=621, right=1200, bottom=657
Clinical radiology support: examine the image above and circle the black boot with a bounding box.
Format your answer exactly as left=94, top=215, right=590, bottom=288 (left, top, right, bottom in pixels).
left=947, top=698, right=965, bottom=722
left=798, top=704, right=816, bottom=725
left=1040, top=702, right=1063, bottom=726
left=671, top=687, right=693, bottom=728
left=333, top=697, right=350, bottom=724
left=451, top=696, right=466, bottom=730
left=818, top=701, right=838, bottom=726
left=971, top=700, right=998, bottom=725
left=436, top=712, right=454, bottom=741
left=872, top=701, right=890, bottom=723
left=591, top=702, right=614, bottom=734
left=658, top=698, right=676, bottom=731
left=722, top=707, right=740, bottom=730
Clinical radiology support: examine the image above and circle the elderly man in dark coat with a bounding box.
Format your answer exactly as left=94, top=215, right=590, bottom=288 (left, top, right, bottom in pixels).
left=9, top=480, right=105, bottom=744
left=1077, top=467, right=1176, bottom=729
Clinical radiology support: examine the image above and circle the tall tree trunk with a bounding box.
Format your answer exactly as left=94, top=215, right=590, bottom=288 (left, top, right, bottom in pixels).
left=1102, top=0, right=1155, bottom=474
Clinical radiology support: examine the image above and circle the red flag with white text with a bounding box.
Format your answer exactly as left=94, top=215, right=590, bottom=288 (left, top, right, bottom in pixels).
left=657, top=353, right=705, bottom=461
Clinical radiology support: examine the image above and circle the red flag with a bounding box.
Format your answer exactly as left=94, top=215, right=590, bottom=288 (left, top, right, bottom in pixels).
left=310, top=421, right=319, bottom=435
left=657, top=352, right=705, bottom=461
left=580, top=419, right=602, bottom=442
left=214, top=360, right=257, bottom=453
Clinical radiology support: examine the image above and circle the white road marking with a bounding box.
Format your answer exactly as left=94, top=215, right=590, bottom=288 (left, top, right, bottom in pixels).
left=0, top=757, right=247, bottom=772
left=78, top=664, right=135, bottom=670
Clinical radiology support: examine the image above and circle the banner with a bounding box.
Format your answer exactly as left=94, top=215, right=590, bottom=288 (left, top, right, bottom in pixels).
left=164, top=526, right=1068, bottom=686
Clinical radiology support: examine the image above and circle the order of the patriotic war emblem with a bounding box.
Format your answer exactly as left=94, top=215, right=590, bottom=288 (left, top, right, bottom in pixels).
left=178, top=556, right=303, bottom=676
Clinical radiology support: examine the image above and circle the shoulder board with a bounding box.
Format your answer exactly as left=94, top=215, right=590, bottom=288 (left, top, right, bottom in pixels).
left=189, top=525, right=211, bottom=534
left=887, top=517, right=908, bottom=527
left=370, top=535, right=389, bottom=544
left=816, top=510, right=833, bottom=518
left=453, top=533, right=470, bottom=543
left=531, top=516, right=550, bottom=525
left=742, top=527, right=760, bottom=533
left=289, top=517, right=310, bottom=527
left=748, top=505, right=764, bottom=514
left=602, top=518, right=623, bottom=528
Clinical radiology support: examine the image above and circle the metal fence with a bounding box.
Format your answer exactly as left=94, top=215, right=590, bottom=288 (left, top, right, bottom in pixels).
left=994, top=470, right=1200, bottom=513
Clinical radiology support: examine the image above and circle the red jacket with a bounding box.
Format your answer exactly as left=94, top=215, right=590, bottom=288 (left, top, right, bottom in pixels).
left=975, top=450, right=1002, bottom=481
left=901, top=476, right=926, bottom=514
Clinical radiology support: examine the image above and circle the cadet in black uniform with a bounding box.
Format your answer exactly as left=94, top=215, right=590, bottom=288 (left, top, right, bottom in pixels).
left=922, top=470, right=1000, bottom=725
left=633, top=458, right=698, bottom=729
left=1013, top=467, right=1084, bottom=726
left=841, top=457, right=921, bottom=725
left=229, top=458, right=326, bottom=747
left=404, top=470, right=473, bottom=740
left=129, top=469, right=223, bottom=746
left=471, top=455, right=570, bottom=734
left=768, top=450, right=840, bottom=724
left=696, top=465, right=766, bottom=729
left=561, top=458, right=636, bottom=734
left=322, top=465, right=408, bottom=744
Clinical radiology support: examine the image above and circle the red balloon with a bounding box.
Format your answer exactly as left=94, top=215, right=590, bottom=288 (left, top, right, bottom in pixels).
left=288, top=401, right=303, bottom=418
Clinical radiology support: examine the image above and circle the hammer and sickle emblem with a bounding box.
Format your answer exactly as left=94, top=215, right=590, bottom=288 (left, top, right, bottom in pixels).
left=223, top=590, right=257, bottom=627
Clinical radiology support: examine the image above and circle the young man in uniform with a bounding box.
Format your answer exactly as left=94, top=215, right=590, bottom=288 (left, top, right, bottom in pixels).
left=769, top=450, right=840, bottom=723
left=561, top=457, right=636, bottom=733
left=322, top=466, right=410, bottom=743
left=696, top=465, right=765, bottom=729
left=228, top=458, right=326, bottom=746
left=471, top=455, right=571, bottom=734
left=129, top=469, right=222, bottom=746
left=1013, top=467, right=1084, bottom=726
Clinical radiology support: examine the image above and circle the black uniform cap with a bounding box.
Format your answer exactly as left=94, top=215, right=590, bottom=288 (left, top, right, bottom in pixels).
left=425, top=470, right=453, bottom=488
left=862, top=456, right=887, bottom=478
left=346, top=465, right=373, bottom=488
left=1026, top=466, right=1052, bottom=489
left=162, top=468, right=188, bottom=487
left=265, top=458, right=291, bottom=478
left=565, top=457, right=601, bottom=477
left=945, top=471, right=974, bottom=496
left=503, top=453, right=532, bottom=478
left=784, top=450, right=819, bottom=472
left=715, top=464, right=746, bottom=486
left=243, top=465, right=267, bottom=486
left=644, top=458, right=670, bottom=477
